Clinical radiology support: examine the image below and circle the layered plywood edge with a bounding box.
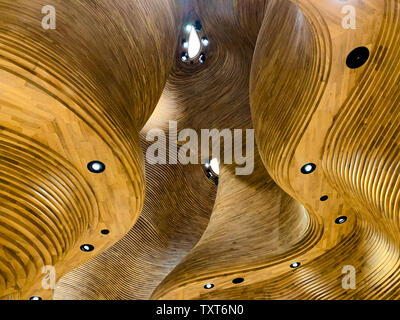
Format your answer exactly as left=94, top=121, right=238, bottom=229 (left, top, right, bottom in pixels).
left=0, top=0, right=181, bottom=299
left=1, top=0, right=400, bottom=300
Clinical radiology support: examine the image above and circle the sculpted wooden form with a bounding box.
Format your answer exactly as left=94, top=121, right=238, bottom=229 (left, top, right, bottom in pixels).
left=0, top=0, right=180, bottom=299
left=1, top=0, right=400, bottom=300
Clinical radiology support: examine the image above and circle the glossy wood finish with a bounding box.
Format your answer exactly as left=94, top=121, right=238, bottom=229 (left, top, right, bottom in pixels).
left=2, top=0, right=400, bottom=300
left=53, top=105, right=217, bottom=299
left=0, top=0, right=180, bottom=299
left=153, top=0, right=400, bottom=300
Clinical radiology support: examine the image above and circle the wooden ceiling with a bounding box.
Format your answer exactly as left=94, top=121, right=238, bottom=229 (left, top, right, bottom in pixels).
left=1, top=0, right=400, bottom=300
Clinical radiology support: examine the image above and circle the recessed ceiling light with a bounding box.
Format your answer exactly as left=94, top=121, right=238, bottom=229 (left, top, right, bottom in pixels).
left=346, top=46, right=370, bottom=69
left=195, top=20, right=202, bottom=31
left=188, top=27, right=201, bottom=58
left=182, top=39, right=188, bottom=49
left=87, top=161, right=105, bottom=173
left=290, top=262, right=301, bottom=268
left=210, top=158, right=219, bottom=175
left=181, top=53, right=188, bottom=62
left=30, top=296, right=42, bottom=300
left=101, top=229, right=110, bottom=235
left=199, top=53, right=206, bottom=63
left=232, top=277, right=244, bottom=284
left=320, top=195, right=329, bottom=201
left=204, top=160, right=219, bottom=186
left=201, top=37, right=209, bottom=46
left=184, top=24, right=192, bottom=33
left=80, top=244, right=94, bottom=252
left=335, top=216, right=348, bottom=224
left=204, top=283, right=214, bottom=290
left=301, top=163, right=316, bottom=174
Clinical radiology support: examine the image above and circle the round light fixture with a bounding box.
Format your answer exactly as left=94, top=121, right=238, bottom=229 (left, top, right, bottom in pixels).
left=346, top=46, right=370, bottom=69
left=290, top=262, right=301, bottom=269
left=80, top=244, right=94, bottom=252
left=232, top=277, right=244, bottom=284
left=301, top=163, right=316, bottom=174
left=201, top=37, right=209, bottom=46
left=204, top=283, right=214, bottom=290
left=320, top=195, right=329, bottom=202
left=181, top=52, right=188, bottom=62
left=205, top=170, right=213, bottom=179
left=184, top=24, right=192, bottom=33
left=101, top=229, right=110, bottom=235
left=188, top=27, right=201, bottom=58
left=87, top=161, right=105, bottom=173
left=204, top=160, right=219, bottom=186
left=335, top=216, right=348, bottom=224
left=210, top=158, right=219, bottom=176
left=195, top=20, right=202, bottom=31
left=30, top=296, right=42, bottom=301
left=199, top=53, right=206, bottom=63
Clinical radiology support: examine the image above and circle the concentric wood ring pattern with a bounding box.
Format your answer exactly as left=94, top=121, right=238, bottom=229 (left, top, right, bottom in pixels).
left=2, top=0, right=400, bottom=300
left=153, top=0, right=400, bottom=300
left=0, top=0, right=180, bottom=299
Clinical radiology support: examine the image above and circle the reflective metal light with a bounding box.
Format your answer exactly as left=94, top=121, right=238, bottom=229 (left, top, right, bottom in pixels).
left=80, top=244, right=94, bottom=252
left=204, top=283, right=214, bottom=290
left=30, top=296, right=42, bottom=300
left=87, top=161, right=106, bottom=173
left=201, top=37, right=209, bottom=46
left=335, top=216, right=348, bottom=225
left=301, top=163, right=316, bottom=174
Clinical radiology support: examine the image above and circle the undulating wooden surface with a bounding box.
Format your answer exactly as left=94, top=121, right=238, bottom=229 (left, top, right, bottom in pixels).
left=53, top=95, right=217, bottom=299
left=55, top=0, right=302, bottom=300
left=154, top=0, right=400, bottom=300
left=2, top=0, right=400, bottom=300
left=0, top=0, right=181, bottom=299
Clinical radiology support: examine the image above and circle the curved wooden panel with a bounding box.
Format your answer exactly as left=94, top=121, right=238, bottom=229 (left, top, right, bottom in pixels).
left=244, top=0, right=400, bottom=300
left=53, top=99, right=217, bottom=299
left=152, top=153, right=314, bottom=300
left=153, top=0, right=400, bottom=300
left=323, top=0, right=400, bottom=233
left=56, top=0, right=310, bottom=300
left=250, top=0, right=331, bottom=191
left=0, top=0, right=180, bottom=299
left=2, top=0, right=400, bottom=301
left=167, top=0, right=267, bottom=133
left=151, top=0, right=320, bottom=300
